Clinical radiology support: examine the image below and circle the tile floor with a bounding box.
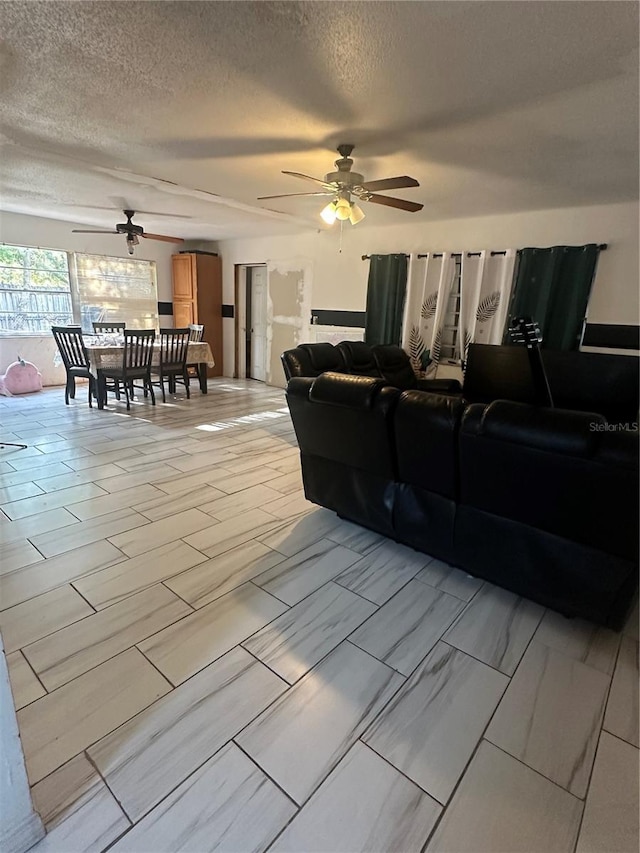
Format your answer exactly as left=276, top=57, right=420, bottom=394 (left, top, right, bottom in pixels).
left=0, top=379, right=638, bottom=853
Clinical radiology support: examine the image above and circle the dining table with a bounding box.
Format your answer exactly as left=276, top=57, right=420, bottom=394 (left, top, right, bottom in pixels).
left=83, top=336, right=215, bottom=408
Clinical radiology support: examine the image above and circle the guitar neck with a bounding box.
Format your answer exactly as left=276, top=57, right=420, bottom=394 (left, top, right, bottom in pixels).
left=525, top=343, right=554, bottom=408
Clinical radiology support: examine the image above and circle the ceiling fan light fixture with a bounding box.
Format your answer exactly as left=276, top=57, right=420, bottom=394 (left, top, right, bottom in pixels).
left=334, top=197, right=352, bottom=221
left=320, top=201, right=338, bottom=225
left=349, top=202, right=365, bottom=225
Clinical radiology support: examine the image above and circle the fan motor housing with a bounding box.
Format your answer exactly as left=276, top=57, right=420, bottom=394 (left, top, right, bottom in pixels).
left=116, top=223, right=144, bottom=236
left=324, top=169, right=365, bottom=189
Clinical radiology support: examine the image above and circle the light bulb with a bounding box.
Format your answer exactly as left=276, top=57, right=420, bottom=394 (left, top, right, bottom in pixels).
left=334, top=197, right=351, bottom=221
left=349, top=203, right=365, bottom=225
left=320, top=202, right=337, bottom=225
left=126, top=239, right=135, bottom=255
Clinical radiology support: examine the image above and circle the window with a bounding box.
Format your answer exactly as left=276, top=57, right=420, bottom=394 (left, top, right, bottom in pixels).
left=71, top=254, right=159, bottom=332
left=0, top=245, right=73, bottom=333
left=439, top=257, right=462, bottom=362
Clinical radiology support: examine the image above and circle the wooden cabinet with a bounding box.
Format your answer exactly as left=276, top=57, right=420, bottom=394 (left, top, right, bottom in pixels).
left=171, top=252, right=222, bottom=377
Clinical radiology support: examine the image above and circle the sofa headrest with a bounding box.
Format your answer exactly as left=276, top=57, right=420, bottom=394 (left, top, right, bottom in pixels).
left=286, top=376, right=315, bottom=399
left=398, top=389, right=466, bottom=428
left=373, top=344, right=407, bottom=367
left=298, top=343, right=344, bottom=372
left=466, top=399, right=606, bottom=457
left=309, top=371, right=388, bottom=409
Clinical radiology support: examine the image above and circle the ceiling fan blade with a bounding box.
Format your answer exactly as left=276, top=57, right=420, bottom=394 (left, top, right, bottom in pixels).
left=142, top=233, right=185, bottom=243
left=257, top=191, right=334, bottom=200
left=361, top=176, right=420, bottom=192
left=282, top=171, right=337, bottom=191
left=365, top=194, right=424, bottom=213
left=71, top=229, right=119, bottom=234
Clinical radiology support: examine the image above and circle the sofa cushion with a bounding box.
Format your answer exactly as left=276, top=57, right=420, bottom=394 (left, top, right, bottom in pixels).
left=299, top=343, right=345, bottom=373
left=337, top=341, right=381, bottom=377
left=372, top=344, right=418, bottom=390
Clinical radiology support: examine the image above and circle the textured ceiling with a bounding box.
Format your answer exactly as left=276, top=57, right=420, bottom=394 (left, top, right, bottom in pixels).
left=0, top=1, right=638, bottom=240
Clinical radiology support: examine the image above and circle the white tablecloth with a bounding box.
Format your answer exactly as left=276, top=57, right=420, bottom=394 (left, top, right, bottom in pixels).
left=85, top=341, right=215, bottom=375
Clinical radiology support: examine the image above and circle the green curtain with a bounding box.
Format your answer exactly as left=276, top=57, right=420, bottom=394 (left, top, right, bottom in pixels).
left=505, top=244, right=600, bottom=350
left=364, top=254, right=408, bottom=346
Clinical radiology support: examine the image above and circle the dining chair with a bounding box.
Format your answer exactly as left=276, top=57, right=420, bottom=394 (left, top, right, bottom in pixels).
left=98, top=329, right=156, bottom=410
left=51, top=326, right=96, bottom=407
left=186, top=323, right=205, bottom=389
left=151, top=328, right=191, bottom=402
left=92, top=321, right=126, bottom=334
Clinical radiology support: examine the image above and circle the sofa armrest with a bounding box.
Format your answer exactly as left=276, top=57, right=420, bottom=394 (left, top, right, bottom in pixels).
left=416, top=378, right=463, bottom=394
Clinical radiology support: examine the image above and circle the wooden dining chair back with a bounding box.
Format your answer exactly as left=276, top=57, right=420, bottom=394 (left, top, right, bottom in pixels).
left=186, top=323, right=206, bottom=388
left=152, top=328, right=191, bottom=402
left=98, top=329, right=156, bottom=410
left=92, top=321, right=126, bottom=334
left=51, top=325, right=95, bottom=406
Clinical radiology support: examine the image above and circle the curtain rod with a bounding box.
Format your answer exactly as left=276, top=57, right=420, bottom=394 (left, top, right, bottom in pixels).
left=363, top=244, right=608, bottom=261
left=361, top=253, right=409, bottom=260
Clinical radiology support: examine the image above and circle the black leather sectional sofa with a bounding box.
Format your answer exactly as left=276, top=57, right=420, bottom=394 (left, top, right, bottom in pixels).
left=285, top=345, right=639, bottom=629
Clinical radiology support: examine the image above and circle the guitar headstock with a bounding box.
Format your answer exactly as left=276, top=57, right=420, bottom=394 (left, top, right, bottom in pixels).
left=509, top=316, right=543, bottom=349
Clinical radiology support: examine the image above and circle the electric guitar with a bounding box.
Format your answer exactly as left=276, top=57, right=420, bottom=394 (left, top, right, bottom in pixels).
left=509, top=316, right=554, bottom=408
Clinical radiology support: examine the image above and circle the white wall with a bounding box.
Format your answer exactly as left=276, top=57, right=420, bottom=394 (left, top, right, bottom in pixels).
left=217, top=200, right=639, bottom=377
left=0, top=211, right=176, bottom=385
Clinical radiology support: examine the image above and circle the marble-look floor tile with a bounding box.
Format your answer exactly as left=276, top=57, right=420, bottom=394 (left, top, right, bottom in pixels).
left=0, top=461, right=73, bottom=488
left=237, top=641, right=403, bottom=804
left=164, top=449, right=238, bottom=472
left=200, top=483, right=283, bottom=521
left=108, top=508, right=214, bottom=558
left=257, top=509, right=342, bottom=557
left=336, top=542, right=432, bottom=605
left=486, top=641, right=610, bottom=797
left=89, top=646, right=287, bottom=821
left=326, top=520, right=386, bottom=556
left=132, top=483, right=225, bottom=521
left=109, top=742, right=296, bottom=853
left=17, top=648, right=171, bottom=784
left=0, top=586, right=93, bottom=654
left=262, top=489, right=315, bottom=519
left=94, top=463, right=182, bottom=495
left=415, top=558, right=483, bottom=601
left=24, top=585, right=192, bottom=691
left=364, top=642, right=507, bottom=803
left=184, top=508, right=280, bottom=558
left=0, top=480, right=45, bottom=505
left=30, top=507, right=150, bottom=558
left=604, top=635, right=639, bottom=747
left=0, top=540, right=125, bottom=610
left=534, top=609, right=621, bottom=675
left=68, top=484, right=165, bottom=521
left=212, top=466, right=284, bottom=495
left=74, top=541, right=208, bottom=609
left=444, top=584, right=544, bottom=675
left=0, top=538, right=44, bottom=574
left=30, top=754, right=130, bottom=853
left=34, top=463, right=125, bottom=493
left=426, top=741, right=583, bottom=853
left=164, top=540, right=284, bottom=608
left=271, top=740, right=440, bottom=853
left=1, top=482, right=109, bottom=520
left=0, top=506, right=78, bottom=545
left=576, top=731, right=639, bottom=853
left=350, top=582, right=465, bottom=675
left=139, top=582, right=288, bottom=685
left=151, top=465, right=244, bottom=496
left=244, top=582, right=377, bottom=683
left=7, top=650, right=45, bottom=709
left=254, top=539, right=362, bottom=605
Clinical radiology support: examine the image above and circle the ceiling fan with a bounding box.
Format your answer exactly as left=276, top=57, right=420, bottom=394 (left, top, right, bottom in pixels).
left=257, top=144, right=423, bottom=225
left=72, top=210, right=184, bottom=254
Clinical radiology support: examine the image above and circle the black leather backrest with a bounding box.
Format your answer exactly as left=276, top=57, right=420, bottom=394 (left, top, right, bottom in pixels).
left=373, top=345, right=418, bottom=391
left=394, top=390, right=466, bottom=499
left=463, top=344, right=640, bottom=423
left=298, top=343, right=345, bottom=373
left=459, top=400, right=639, bottom=560
left=337, top=341, right=381, bottom=377
left=281, top=347, right=317, bottom=380
left=286, top=373, right=400, bottom=477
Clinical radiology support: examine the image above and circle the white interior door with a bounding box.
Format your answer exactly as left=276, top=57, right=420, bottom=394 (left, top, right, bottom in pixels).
left=249, top=267, right=267, bottom=382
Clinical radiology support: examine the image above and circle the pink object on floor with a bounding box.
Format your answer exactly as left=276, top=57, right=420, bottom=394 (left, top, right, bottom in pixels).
left=0, top=358, right=43, bottom=396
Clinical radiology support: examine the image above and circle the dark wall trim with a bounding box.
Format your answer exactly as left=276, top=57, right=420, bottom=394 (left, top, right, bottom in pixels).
left=158, top=301, right=173, bottom=316
left=310, top=309, right=366, bottom=328
left=583, top=324, right=639, bottom=350
left=222, top=304, right=234, bottom=319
